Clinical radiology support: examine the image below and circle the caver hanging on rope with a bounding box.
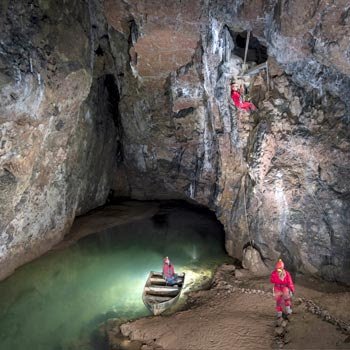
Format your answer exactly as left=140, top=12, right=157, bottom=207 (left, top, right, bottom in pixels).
left=230, top=81, right=257, bottom=111
left=230, top=31, right=257, bottom=111
left=230, top=30, right=270, bottom=111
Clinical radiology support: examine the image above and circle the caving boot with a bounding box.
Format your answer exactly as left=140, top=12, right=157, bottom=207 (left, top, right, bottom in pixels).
left=276, top=311, right=283, bottom=326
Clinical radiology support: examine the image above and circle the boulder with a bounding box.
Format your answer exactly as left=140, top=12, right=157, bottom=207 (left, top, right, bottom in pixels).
left=242, top=246, right=270, bottom=276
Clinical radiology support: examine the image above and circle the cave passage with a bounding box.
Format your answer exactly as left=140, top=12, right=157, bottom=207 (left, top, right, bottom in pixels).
left=0, top=203, right=228, bottom=350
left=233, top=31, right=268, bottom=64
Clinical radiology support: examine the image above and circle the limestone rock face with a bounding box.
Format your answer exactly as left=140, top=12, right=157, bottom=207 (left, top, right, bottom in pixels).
left=0, top=1, right=118, bottom=279
left=103, top=0, right=350, bottom=284
left=242, top=246, right=270, bottom=276
left=0, top=0, right=349, bottom=284
left=205, top=1, right=350, bottom=284
left=104, top=0, right=217, bottom=203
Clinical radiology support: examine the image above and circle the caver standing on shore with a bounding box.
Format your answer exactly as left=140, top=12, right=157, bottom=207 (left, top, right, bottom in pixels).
left=270, top=259, right=295, bottom=318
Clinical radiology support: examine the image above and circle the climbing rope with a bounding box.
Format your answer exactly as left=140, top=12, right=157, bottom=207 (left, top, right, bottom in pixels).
left=242, top=30, right=251, bottom=74
left=240, top=156, right=253, bottom=246
left=242, top=177, right=252, bottom=245
left=240, top=30, right=270, bottom=91
left=266, top=60, right=270, bottom=91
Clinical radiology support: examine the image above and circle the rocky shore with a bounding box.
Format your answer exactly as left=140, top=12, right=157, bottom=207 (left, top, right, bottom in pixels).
left=98, top=264, right=350, bottom=350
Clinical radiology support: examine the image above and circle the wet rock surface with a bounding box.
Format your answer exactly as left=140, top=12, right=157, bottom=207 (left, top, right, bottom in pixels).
left=0, top=0, right=349, bottom=285
left=0, top=1, right=119, bottom=279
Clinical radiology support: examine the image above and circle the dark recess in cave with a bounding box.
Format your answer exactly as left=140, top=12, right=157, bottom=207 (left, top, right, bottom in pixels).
left=234, top=31, right=268, bottom=64
left=151, top=200, right=227, bottom=244
left=103, top=75, right=120, bottom=127
left=95, top=45, right=104, bottom=56
left=103, top=74, right=124, bottom=163
left=127, top=20, right=139, bottom=66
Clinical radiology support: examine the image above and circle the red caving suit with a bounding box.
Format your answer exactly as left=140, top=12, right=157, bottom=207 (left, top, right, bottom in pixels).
left=163, top=263, right=175, bottom=280
left=270, top=269, right=295, bottom=312
left=231, top=90, right=256, bottom=111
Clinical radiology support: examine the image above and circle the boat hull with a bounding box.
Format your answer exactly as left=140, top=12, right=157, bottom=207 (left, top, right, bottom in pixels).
left=142, top=271, right=185, bottom=315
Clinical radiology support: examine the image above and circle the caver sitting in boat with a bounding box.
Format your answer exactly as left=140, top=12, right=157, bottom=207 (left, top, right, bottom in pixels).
left=162, top=257, right=181, bottom=285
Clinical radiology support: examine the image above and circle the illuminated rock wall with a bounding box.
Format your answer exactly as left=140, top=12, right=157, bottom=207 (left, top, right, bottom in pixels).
left=0, top=1, right=118, bottom=279
left=0, top=0, right=349, bottom=283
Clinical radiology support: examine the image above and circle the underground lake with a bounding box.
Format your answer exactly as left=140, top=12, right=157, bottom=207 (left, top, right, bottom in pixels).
left=0, top=202, right=230, bottom=350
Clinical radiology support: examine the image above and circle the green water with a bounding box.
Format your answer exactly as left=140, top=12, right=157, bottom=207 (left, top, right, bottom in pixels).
left=0, top=204, right=228, bottom=350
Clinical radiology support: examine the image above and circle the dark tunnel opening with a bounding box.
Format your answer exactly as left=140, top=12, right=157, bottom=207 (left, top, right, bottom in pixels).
left=102, top=74, right=124, bottom=164
left=233, top=31, right=268, bottom=64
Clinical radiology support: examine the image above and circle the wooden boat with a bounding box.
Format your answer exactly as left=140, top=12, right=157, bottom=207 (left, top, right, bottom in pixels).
left=142, top=271, right=185, bottom=315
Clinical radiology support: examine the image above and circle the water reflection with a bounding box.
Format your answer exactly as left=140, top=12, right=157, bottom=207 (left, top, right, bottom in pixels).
left=0, top=203, right=227, bottom=350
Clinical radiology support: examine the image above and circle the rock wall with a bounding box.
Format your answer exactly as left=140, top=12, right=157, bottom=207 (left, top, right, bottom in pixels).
left=104, top=0, right=350, bottom=284
left=0, top=0, right=349, bottom=284
left=207, top=0, right=350, bottom=284
left=104, top=0, right=218, bottom=203
left=0, top=0, right=118, bottom=279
